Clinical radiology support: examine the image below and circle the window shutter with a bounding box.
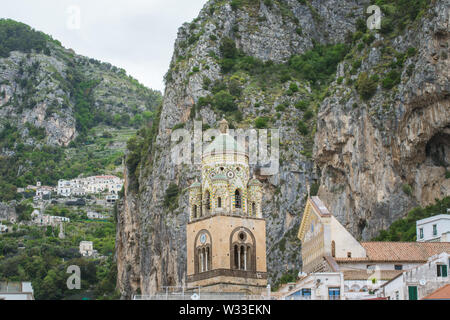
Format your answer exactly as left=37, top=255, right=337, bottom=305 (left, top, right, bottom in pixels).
left=408, top=286, right=417, bottom=300
left=443, top=265, right=448, bottom=277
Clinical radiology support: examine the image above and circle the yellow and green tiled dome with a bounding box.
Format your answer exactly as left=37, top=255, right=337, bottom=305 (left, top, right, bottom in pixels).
left=203, top=133, right=246, bottom=155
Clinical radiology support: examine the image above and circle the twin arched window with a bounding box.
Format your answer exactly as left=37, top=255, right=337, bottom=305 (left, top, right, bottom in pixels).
left=230, top=229, right=255, bottom=272
left=233, top=244, right=252, bottom=270
left=197, top=246, right=211, bottom=273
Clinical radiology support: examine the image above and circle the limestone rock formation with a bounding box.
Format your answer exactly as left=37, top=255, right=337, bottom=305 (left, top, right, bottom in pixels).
left=116, top=0, right=449, bottom=298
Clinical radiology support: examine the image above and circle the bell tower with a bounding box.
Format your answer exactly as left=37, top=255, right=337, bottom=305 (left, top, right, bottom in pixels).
left=186, top=119, right=267, bottom=294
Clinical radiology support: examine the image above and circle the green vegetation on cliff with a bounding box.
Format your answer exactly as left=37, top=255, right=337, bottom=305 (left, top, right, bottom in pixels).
left=0, top=19, right=58, bottom=57
left=0, top=213, right=118, bottom=300
left=373, top=197, right=450, bottom=241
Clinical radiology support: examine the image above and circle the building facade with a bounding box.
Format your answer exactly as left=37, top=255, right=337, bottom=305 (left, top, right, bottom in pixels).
left=382, top=252, right=450, bottom=300
left=416, top=214, right=450, bottom=242
left=186, top=119, right=267, bottom=294
left=289, top=196, right=450, bottom=300
left=79, top=241, right=97, bottom=257
left=0, top=282, right=34, bottom=300
left=57, top=175, right=123, bottom=198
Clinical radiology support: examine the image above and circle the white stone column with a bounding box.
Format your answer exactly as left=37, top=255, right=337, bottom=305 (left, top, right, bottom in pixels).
left=200, top=251, right=204, bottom=272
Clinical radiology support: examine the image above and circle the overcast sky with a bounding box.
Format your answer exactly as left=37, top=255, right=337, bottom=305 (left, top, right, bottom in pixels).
left=1, top=0, right=208, bottom=92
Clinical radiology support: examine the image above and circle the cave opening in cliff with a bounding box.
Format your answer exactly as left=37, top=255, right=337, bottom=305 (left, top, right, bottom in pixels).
left=425, top=130, right=450, bottom=167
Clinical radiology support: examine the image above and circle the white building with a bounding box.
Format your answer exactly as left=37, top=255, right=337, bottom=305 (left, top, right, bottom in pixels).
left=35, top=186, right=53, bottom=199
left=87, top=211, right=107, bottom=219
left=57, top=180, right=72, bottom=197
left=280, top=273, right=344, bottom=300
left=382, top=252, right=450, bottom=300
left=56, top=176, right=123, bottom=199
left=0, top=224, right=8, bottom=234
left=33, top=214, right=70, bottom=227
left=284, top=196, right=450, bottom=300
left=416, top=214, right=450, bottom=242
left=0, top=282, right=34, bottom=300
left=79, top=241, right=97, bottom=257
left=106, top=194, right=119, bottom=203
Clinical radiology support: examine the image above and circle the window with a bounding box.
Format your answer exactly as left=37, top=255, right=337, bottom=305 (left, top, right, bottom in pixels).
left=252, top=202, right=256, bottom=216
left=205, top=191, right=210, bottom=212
left=302, top=289, right=311, bottom=299
left=347, top=252, right=352, bottom=258
left=433, top=224, right=437, bottom=236
left=240, top=245, right=245, bottom=270
left=193, top=205, right=197, bottom=219
left=235, top=190, right=241, bottom=209
left=437, top=264, right=448, bottom=277
left=395, top=291, right=399, bottom=300
left=218, top=197, right=222, bottom=208
left=231, top=229, right=255, bottom=272
left=328, top=288, right=340, bottom=300
left=394, top=265, right=403, bottom=270
left=419, top=228, right=423, bottom=239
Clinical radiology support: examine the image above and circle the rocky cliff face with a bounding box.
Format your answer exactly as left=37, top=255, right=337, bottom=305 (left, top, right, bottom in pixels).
left=0, top=45, right=160, bottom=148
left=116, top=0, right=449, bottom=298
left=314, top=0, right=449, bottom=239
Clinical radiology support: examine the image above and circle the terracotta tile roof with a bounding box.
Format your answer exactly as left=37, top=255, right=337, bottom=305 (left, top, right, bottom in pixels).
left=336, top=242, right=450, bottom=263
left=343, top=270, right=404, bottom=281
left=423, top=284, right=450, bottom=300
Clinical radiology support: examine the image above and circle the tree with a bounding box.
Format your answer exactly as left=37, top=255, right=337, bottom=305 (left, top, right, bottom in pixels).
left=254, top=117, right=269, bottom=129
left=219, top=37, right=238, bottom=59
left=213, top=90, right=237, bottom=112
left=355, top=72, right=378, bottom=100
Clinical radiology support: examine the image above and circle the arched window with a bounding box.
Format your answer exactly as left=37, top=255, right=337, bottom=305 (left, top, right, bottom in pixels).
left=218, top=197, right=222, bottom=208
left=234, top=245, right=239, bottom=269
left=252, top=202, right=256, bottom=216
left=193, top=205, right=197, bottom=219
left=205, top=191, right=210, bottom=214
left=351, top=284, right=360, bottom=292
left=331, top=240, right=336, bottom=258
left=240, top=245, right=245, bottom=270
left=230, top=228, right=256, bottom=272
left=235, top=190, right=241, bottom=209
